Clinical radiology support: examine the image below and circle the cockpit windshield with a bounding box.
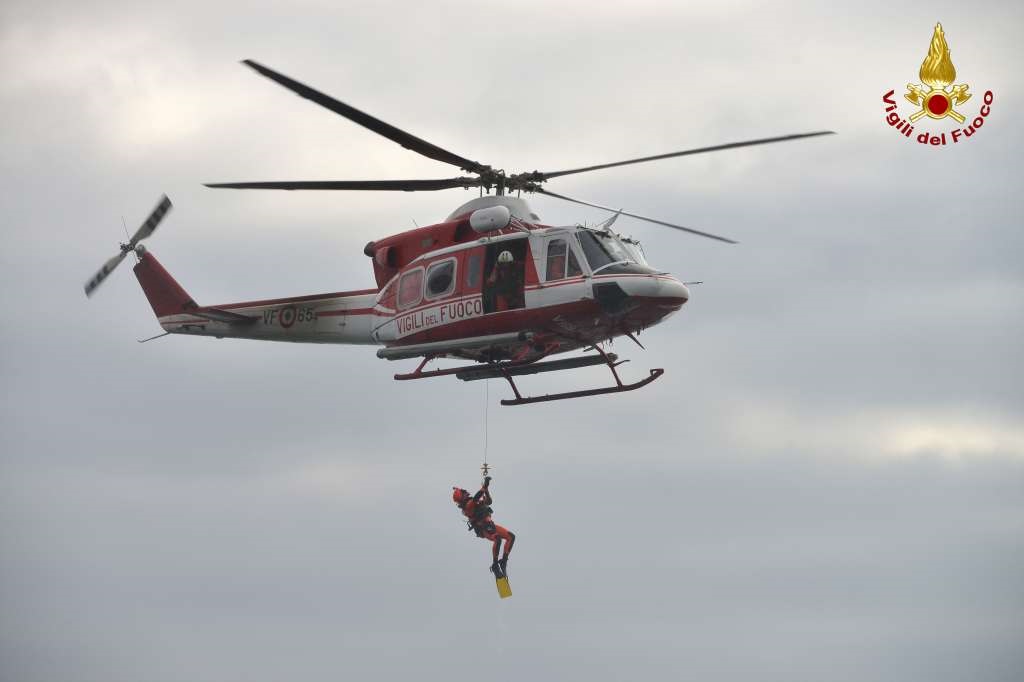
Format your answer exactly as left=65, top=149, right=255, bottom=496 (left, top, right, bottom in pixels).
left=620, top=239, right=647, bottom=265
left=577, top=230, right=636, bottom=271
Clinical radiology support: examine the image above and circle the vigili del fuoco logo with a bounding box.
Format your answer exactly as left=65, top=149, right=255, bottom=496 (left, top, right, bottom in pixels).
left=882, top=23, right=994, bottom=146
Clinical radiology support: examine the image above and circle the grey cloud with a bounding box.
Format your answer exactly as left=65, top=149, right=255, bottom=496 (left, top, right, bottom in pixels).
left=2, top=2, right=1023, bottom=681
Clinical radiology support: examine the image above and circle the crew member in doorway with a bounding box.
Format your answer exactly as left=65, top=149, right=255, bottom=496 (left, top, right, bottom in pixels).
left=486, top=250, right=524, bottom=311
left=452, top=476, right=516, bottom=575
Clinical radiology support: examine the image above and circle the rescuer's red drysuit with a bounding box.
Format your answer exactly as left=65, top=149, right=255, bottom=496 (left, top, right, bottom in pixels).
left=453, top=480, right=515, bottom=567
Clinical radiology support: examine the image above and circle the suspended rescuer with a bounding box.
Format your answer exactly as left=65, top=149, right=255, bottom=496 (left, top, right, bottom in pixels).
left=452, top=476, right=516, bottom=576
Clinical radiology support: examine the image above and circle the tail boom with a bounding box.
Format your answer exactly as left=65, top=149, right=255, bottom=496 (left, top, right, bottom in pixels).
left=133, top=250, right=380, bottom=345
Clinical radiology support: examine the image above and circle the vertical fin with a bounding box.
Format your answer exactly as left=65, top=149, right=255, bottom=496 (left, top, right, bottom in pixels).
left=133, top=251, right=197, bottom=318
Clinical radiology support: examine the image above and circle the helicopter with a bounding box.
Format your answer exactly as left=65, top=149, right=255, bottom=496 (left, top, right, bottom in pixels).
left=85, top=60, right=832, bottom=406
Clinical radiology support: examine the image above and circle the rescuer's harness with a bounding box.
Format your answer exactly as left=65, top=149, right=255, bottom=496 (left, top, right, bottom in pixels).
left=464, top=488, right=495, bottom=536
left=467, top=509, right=496, bottom=537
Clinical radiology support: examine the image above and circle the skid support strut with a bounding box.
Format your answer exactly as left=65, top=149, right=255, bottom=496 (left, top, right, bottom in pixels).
left=392, top=345, right=663, bottom=406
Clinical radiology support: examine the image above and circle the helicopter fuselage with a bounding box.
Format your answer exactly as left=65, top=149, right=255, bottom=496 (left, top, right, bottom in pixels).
left=88, top=58, right=831, bottom=404
left=139, top=200, right=689, bottom=362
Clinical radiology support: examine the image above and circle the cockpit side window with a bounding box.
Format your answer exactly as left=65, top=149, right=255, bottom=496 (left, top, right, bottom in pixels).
left=567, top=248, right=582, bottom=276
left=546, top=239, right=567, bottom=281
left=546, top=238, right=584, bottom=281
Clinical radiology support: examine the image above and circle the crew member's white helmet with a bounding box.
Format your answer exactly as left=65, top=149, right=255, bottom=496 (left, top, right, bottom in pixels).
left=497, top=250, right=513, bottom=264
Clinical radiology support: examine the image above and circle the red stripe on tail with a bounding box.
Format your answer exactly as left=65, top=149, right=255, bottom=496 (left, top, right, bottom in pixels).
left=133, top=251, right=197, bottom=317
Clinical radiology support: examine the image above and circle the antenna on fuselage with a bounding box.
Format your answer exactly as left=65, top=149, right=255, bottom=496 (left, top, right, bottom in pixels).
left=597, top=209, right=623, bottom=231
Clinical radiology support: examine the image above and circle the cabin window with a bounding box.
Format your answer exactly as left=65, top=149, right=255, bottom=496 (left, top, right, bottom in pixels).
left=546, top=239, right=583, bottom=281
left=466, top=252, right=481, bottom=289
left=425, top=258, right=456, bottom=299
left=397, top=268, right=423, bottom=310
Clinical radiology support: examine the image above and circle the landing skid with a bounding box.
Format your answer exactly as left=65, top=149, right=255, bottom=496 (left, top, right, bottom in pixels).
left=499, top=367, right=664, bottom=406
left=393, top=344, right=663, bottom=406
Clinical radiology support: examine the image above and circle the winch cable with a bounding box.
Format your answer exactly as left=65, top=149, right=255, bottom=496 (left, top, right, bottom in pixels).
left=481, top=378, right=491, bottom=483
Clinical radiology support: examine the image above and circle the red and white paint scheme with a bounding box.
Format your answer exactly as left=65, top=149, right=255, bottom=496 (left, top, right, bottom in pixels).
left=117, top=196, right=689, bottom=405
left=87, top=61, right=831, bottom=404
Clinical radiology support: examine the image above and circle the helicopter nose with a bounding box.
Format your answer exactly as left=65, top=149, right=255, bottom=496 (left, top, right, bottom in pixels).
left=595, top=274, right=688, bottom=310
left=645, top=277, right=688, bottom=326
left=666, top=278, right=689, bottom=305
left=639, top=274, right=689, bottom=306
left=645, top=276, right=688, bottom=312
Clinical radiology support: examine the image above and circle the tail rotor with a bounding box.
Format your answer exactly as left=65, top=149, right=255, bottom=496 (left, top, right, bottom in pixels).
left=84, top=195, right=172, bottom=297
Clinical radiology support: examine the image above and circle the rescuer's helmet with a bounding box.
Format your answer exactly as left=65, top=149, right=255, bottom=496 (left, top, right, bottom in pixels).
left=497, top=250, right=513, bottom=264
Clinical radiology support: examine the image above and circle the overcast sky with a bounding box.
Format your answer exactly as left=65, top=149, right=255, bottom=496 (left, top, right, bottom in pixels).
left=1, top=1, right=1022, bottom=681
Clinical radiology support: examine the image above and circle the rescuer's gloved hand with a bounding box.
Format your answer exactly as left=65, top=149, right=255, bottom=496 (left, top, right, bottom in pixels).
left=484, top=476, right=492, bottom=487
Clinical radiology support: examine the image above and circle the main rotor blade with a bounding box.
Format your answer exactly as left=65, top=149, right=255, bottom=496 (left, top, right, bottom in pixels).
left=535, top=131, right=835, bottom=180
left=204, top=178, right=482, bottom=192
left=128, top=194, right=172, bottom=247
left=84, top=250, right=128, bottom=298
left=242, top=60, right=488, bottom=174
left=537, top=189, right=738, bottom=244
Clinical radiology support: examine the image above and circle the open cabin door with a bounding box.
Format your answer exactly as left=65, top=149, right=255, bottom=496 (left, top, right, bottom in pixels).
left=481, top=238, right=528, bottom=314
